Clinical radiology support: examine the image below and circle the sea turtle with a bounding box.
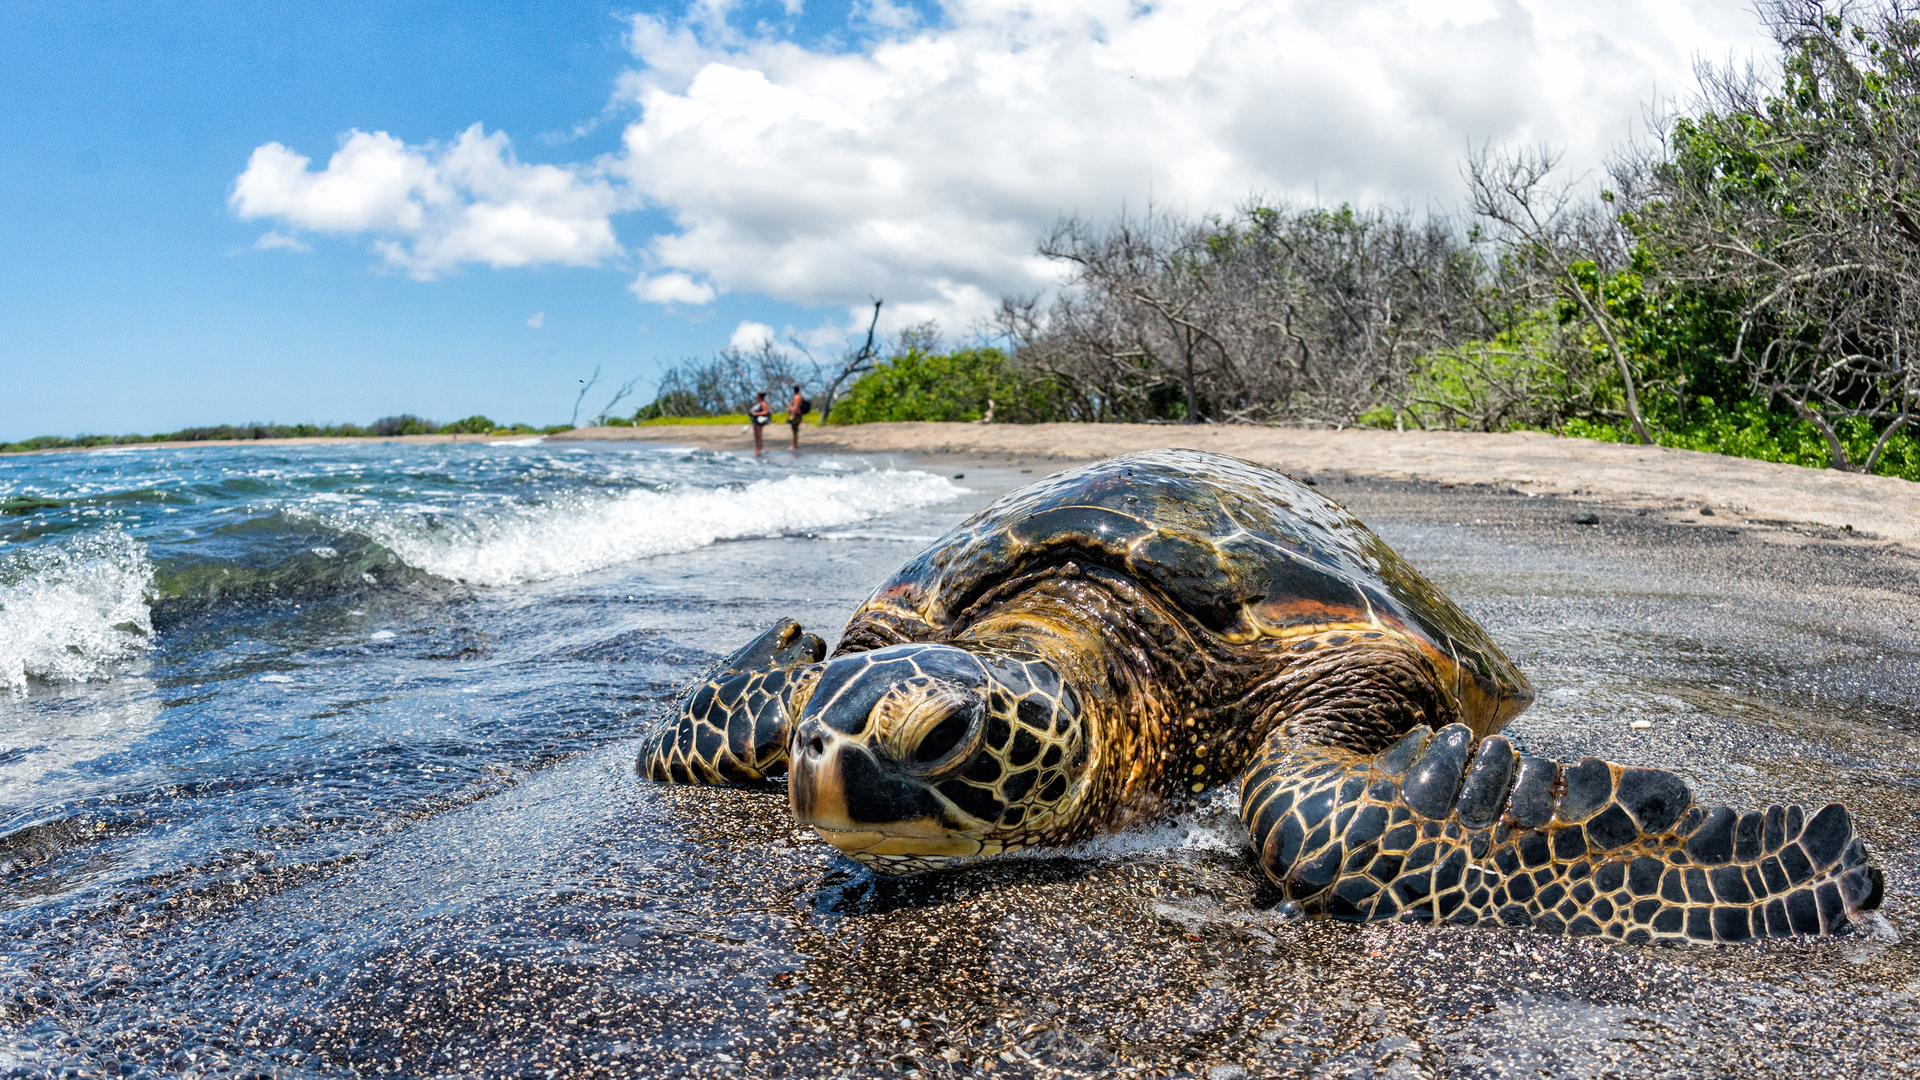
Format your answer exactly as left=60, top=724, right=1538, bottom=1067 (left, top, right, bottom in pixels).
left=636, top=449, right=1882, bottom=943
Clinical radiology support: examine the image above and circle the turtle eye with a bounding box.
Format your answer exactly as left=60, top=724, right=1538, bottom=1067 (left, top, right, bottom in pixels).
left=887, top=690, right=985, bottom=775
left=913, top=708, right=974, bottom=765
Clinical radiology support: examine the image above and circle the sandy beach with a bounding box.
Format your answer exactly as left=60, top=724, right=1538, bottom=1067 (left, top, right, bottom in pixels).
left=552, top=421, right=1920, bottom=555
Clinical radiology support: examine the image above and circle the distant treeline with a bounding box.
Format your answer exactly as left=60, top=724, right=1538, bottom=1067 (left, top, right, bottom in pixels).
left=0, top=415, right=567, bottom=455
left=634, top=0, right=1920, bottom=482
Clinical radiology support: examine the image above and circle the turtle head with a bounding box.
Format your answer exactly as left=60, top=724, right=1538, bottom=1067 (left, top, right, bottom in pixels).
left=787, top=643, right=1088, bottom=874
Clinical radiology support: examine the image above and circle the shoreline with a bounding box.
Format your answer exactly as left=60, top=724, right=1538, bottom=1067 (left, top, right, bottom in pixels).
left=566, top=421, right=1920, bottom=554
left=19, top=421, right=1920, bottom=554
left=6, top=432, right=531, bottom=454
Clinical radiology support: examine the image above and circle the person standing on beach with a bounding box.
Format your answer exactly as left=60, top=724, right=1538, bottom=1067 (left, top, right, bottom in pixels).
left=749, top=391, right=771, bottom=456
left=787, top=385, right=805, bottom=451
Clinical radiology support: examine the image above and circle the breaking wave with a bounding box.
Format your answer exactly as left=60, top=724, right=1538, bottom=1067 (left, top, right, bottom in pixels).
left=0, top=530, right=155, bottom=693
left=349, top=469, right=965, bottom=587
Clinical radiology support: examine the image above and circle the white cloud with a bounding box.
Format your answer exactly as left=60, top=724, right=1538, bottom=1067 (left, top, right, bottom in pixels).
left=728, top=320, right=777, bottom=349
left=231, top=125, right=624, bottom=279
left=527, top=310, right=545, bottom=329
left=630, top=270, right=718, bottom=305
left=853, top=0, right=921, bottom=32
left=253, top=230, right=311, bottom=253
left=607, top=0, right=1770, bottom=333
left=231, top=0, right=1770, bottom=333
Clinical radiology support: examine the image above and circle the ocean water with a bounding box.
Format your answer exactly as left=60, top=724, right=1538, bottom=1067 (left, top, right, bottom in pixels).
left=0, top=439, right=981, bottom=1075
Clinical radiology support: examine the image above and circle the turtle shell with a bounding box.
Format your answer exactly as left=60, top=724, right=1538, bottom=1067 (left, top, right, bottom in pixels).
left=845, top=448, right=1531, bottom=731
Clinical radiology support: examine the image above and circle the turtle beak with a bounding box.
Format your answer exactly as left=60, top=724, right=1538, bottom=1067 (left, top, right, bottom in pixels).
left=789, top=718, right=978, bottom=868
left=787, top=718, right=848, bottom=827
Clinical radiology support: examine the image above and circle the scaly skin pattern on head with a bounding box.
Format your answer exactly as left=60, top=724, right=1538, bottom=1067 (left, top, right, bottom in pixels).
left=785, top=640, right=1086, bottom=872
left=868, top=570, right=1451, bottom=862
left=635, top=449, right=1884, bottom=940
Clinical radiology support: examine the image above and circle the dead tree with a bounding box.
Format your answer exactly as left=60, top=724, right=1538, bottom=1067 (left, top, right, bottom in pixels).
left=593, top=376, right=640, bottom=425
left=1465, top=146, right=1656, bottom=445
left=810, top=299, right=884, bottom=424
left=1013, top=203, right=1485, bottom=425
left=570, top=367, right=602, bottom=428
left=649, top=340, right=810, bottom=416
left=1038, top=210, right=1246, bottom=423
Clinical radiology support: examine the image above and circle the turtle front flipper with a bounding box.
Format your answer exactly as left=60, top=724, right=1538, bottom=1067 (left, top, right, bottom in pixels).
left=1239, top=724, right=1884, bottom=942
left=637, top=619, right=825, bottom=784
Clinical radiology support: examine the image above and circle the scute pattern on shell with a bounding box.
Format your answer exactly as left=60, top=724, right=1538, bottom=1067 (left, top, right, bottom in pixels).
left=846, top=449, right=1529, bottom=731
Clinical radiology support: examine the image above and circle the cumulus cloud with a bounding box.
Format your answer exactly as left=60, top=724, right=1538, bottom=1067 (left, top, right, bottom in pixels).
left=728, top=320, right=777, bottom=349
left=231, top=125, right=623, bottom=279
left=231, top=0, right=1768, bottom=331
left=630, top=270, right=718, bottom=305
left=609, top=0, right=1769, bottom=332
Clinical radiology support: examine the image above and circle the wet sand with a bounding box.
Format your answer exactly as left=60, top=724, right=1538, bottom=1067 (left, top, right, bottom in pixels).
left=570, top=451, right=1914, bottom=1080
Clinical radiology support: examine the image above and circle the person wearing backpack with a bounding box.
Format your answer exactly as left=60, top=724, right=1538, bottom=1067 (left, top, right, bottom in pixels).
left=787, top=385, right=809, bottom=451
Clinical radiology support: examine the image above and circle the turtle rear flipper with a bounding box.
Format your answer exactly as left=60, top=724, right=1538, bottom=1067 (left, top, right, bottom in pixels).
left=1240, top=723, right=1883, bottom=942
left=637, top=619, right=825, bottom=784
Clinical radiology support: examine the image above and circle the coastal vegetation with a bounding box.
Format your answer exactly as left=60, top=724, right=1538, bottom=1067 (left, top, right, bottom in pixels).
left=638, top=301, right=886, bottom=425
left=829, top=345, right=1060, bottom=424
left=628, top=0, right=1918, bottom=481
left=963, top=0, right=1919, bottom=479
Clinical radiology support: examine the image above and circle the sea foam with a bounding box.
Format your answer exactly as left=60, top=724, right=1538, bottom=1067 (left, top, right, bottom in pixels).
left=354, top=469, right=965, bottom=587
left=0, top=530, right=156, bottom=692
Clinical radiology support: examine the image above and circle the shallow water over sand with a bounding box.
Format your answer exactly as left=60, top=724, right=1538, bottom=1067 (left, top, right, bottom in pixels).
left=2, top=447, right=1916, bottom=1078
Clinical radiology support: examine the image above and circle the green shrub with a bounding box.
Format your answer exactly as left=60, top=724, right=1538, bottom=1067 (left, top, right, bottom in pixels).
left=634, top=390, right=706, bottom=421
left=0, top=416, right=562, bottom=453
left=831, top=347, right=1058, bottom=424
left=1363, top=317, right=1593, bottom=432
left=1563, top=398, right=1920, bottom=481
left=370, top=415, right=438, bottom=436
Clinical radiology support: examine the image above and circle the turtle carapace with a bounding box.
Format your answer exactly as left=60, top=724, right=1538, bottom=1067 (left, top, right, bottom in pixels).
left=636, top=449, right=1882, bottom=944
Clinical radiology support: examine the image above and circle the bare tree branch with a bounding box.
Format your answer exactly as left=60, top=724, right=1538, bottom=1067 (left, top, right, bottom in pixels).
left=570, top=367, right=602, bottom=428
left=1464, top=144, right=1655, bottom=444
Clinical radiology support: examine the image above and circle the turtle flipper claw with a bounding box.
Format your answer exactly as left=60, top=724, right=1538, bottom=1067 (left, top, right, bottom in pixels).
left=727, top=618, right=827, bottom=675
left=1240, top=724, right=1883, bottom=942
left=636, top=619, right=825, bottom=784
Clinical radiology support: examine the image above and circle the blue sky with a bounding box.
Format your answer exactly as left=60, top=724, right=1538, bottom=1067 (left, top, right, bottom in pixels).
left=1, top=0, right=1767, bottom=440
